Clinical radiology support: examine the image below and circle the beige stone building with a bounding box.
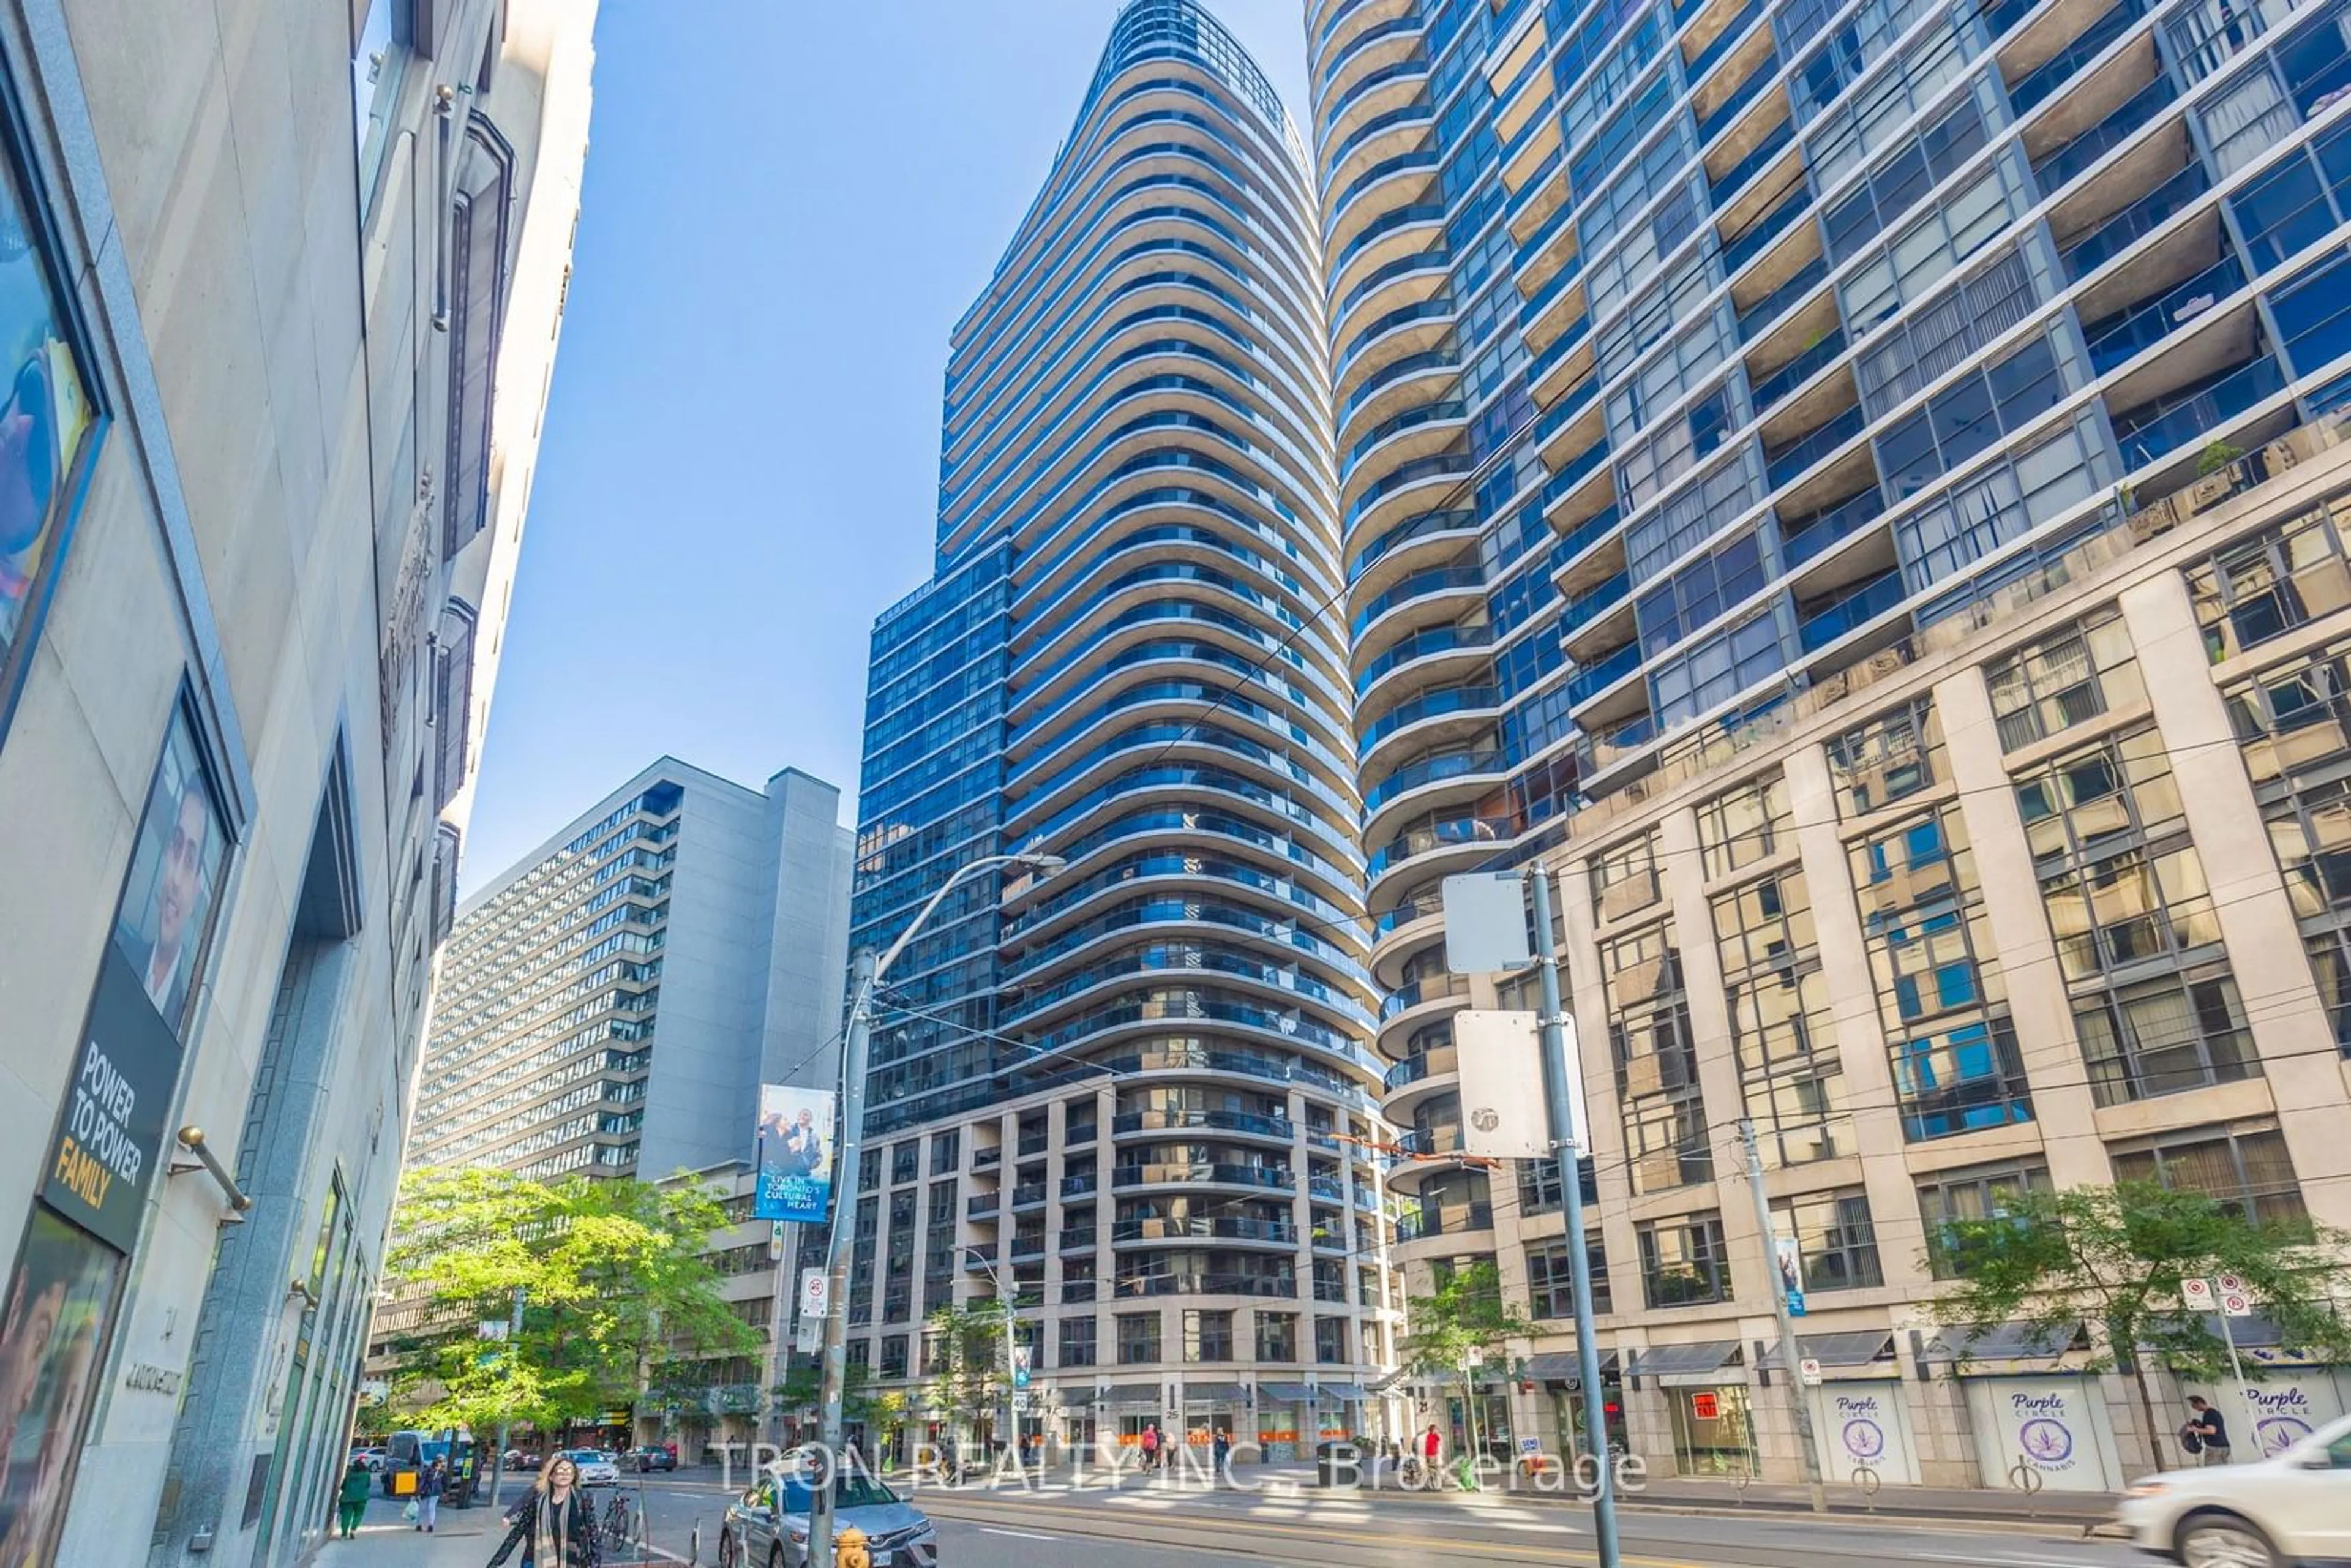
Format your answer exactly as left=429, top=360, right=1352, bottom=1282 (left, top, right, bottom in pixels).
left=1387, top=427, right=2351, bottom=1493
left=0, top=1, right=594, bottom=1563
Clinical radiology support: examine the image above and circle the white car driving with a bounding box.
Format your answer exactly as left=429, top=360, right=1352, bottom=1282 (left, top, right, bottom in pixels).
left=2115, top=1411, right=2351, bottom=1566
left=563, top=1447, right=621, bottom=1487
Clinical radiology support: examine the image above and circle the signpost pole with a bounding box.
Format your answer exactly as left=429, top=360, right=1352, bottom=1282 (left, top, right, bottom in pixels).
left=1741, top=1116, right=1826, bottom=1512
left=1524, top=869, right=1621, bottom=1566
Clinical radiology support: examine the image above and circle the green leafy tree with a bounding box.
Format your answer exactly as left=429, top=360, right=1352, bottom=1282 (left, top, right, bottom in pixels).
left=1934, top=1180, right=2351, bottom=1468
left=381, top=1168, right=757, bottom=1436
left=773, top=1360, right=879, bottom=1431
left=1400, top=1259, right=1531, bottom=1477
left=921, top=1299, right=1014, bottom=1447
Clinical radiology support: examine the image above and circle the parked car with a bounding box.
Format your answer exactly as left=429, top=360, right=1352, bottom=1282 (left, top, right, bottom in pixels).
left=2115, top=1411, right=2351, bottom=1566
left=717, top=1469, right=936, bottom=1568
left=350, top=1447, right=386, bottom=1473
left=563, top=1448, right=620, bottom=1487
left=501, top=1449, right=540, bottom=1471
left=628, top=1445, right=677, bottom=1472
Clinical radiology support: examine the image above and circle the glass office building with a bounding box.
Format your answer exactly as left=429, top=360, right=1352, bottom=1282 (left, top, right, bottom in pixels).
left=1312, top=0, right=2351, bottom=1477
left=846, top=0, right=1392, bottom=1454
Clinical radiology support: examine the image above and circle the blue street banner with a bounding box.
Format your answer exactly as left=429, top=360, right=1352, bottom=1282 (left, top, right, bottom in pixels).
left=754, top=1084, right=836, bottom=1223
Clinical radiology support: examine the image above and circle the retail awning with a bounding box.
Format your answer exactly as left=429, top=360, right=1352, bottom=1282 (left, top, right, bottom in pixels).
left=1918, top=1321, right=2082, bottom=1365
left=1181, top=1383, right=1248, bottom=1405
left=1523, top=1350, right=1621, bottom=1381
left=1758, top=1332, right=1897, bottom=1371
left=1314, top=1382, right=1370, bottom=1403
left=1259, top=1381, right=1317, bottom=1403
left=1627, top=1341, right=1741, bottom=1386
left=1093, top=1384, right=1161, bottom=1406
left=1366, top=1370, right=1410, bottom=1394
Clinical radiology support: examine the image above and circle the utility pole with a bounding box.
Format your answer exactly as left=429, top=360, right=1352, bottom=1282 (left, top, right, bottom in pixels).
left=809, top=947, right=877, bottom=1568
left=1739, top=1116, right=1827, bottom=1512
left=483, top=1285, right=525, bottom=1510
left=1526, top=870, right=1621, bottom=1566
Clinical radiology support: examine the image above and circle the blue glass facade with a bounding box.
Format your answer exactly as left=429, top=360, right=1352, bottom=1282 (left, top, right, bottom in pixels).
left=1316, top=0, right=2351, bottom=1269
left=848, top=0, right=1390, bottom=1432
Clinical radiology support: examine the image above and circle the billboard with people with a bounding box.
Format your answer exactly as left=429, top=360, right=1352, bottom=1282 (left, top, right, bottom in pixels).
left=754, top=1086, right=836, bottom=1223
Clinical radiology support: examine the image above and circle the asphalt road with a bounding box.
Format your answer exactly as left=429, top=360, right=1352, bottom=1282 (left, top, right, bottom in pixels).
left=528, top=1469, right=2156, bottom=1568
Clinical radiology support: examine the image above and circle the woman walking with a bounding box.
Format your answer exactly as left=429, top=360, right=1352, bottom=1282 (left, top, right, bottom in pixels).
left=334, top=1458, right=371, bottom=1540
left=487, top=1453, right=601, bottom=1567
left=416, top=1458, right=444, bottom=1532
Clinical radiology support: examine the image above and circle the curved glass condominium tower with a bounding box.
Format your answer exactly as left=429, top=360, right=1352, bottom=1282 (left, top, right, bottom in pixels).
left=846, top=0, right=1392, bottom=1454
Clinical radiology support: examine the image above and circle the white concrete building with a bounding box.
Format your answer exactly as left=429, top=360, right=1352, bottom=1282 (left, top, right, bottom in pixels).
left=0, top=1, right=596, bottom=1564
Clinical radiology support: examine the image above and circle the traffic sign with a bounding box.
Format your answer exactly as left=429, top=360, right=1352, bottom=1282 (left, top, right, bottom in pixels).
left=1798, top=1357, right=1823, bottom=1387
left=2181, top=1277, right=2218, bottom=1311
left=800, top=1268, right=831, bottom=1320
left=2219, top=1285, right=2254, bottom=1319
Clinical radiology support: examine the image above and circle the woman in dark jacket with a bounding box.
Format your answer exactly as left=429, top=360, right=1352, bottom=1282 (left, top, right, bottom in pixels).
left=487, top=1454, right=600, bottom=1567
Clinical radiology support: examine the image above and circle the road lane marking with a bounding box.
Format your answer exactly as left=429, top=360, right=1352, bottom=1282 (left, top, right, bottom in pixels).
left=979, top=1527, right=1060, bottom=1540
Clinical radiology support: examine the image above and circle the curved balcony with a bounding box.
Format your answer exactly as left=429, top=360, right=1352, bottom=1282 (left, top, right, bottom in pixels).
left=1112, top=1107, right=1298, bottom=1142
left=1358, top=681, right=1499, bottom=763
left=1313, top=0, right=1415, bottom=76
left=1343, top=405, right=1469, bottom=512
left=1335, top=244, right=1450, bottom=336
left=1002, top=943, right=1373, bottom=1037
left=1392, top=1199, right=1493, bottom=1245
left=1349, top=561, right=1483, bottom=643
left=1111, top=1161, right=1295, bottom=1195
left=1360, top=746, right=1507, bottom=834
left=1109, top=1269, right=1299, bottom=1302
left=1005, top=855, right=1367, bottom=952
left=1352, top=621, right=1492, bottom=701
left=1024, top=988, right=1381, bottom=1081
left=1111, top=1215, right=1300, bottom=1247
left=1329, top=202, right=1445, bottom=295
left=1326, top=151, right=1442, bottom=257
left=1321, top=56, right=1431, bottom=153
left=1365, top=811, right=1519, bottom=885
left=1379, top=1045, right=1460, bottom=1117
left=1005, top=902, right=1370, bottom=998
left=1320, top=12, right=1423, bottom=100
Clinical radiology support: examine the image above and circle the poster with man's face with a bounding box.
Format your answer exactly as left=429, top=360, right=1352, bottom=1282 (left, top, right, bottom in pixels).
left=111, top=713, right=227, bottom=1035
left=0, top=1209, right=121, bottom=1563
left=0, top=137, right=94, bottom=718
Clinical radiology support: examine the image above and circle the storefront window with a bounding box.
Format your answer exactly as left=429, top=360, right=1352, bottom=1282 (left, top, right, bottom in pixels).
left=1670, top=1384, right=1757, bottom=1476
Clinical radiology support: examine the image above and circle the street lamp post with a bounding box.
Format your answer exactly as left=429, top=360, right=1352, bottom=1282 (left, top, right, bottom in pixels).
left=809, top=850, right=1063, bottom=1567
left=962, top=1246, right=1019, bottom=1470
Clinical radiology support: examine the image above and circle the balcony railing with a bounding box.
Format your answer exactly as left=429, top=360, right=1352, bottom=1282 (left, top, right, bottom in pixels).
left=1766, top=403, right=1866, bottom=490
left=2083, top=253, right=2246, bottom=373
left=2112, top=354, right=2288, bottom=467
left=1738, top=257, right=1829, bottom=342
left=1010, top=1184, right=1048, bottom=1208
left=1395, top=1202, right=1494, bottom=1241
left=1111, top=1163, right=1294, bottom=1191
left=2008, top=0, right=2148, bottom=115
left=1338, top=299, right=1457, bottom=378
left=1112, top=1108, right=1297, bottom=1139
left=1798, top=569, right=1908, bottom=651
left=1111, top=1216, right=1299, bottom=1244
left=1360, top=684, right=1501, bottom=751
left=1750, top=328, right=1847, bottom=413
left=1540, top=438, right=1613, bottom=509
left=1685, top=1, right=1766, bottom=84
left=2062, top=162, right=2211, bottom=279
left=1348, top=397, right=1468, bottom=468
left=1061, top=1172, right=1098, bottom=1198
left=967, top=1195, right=999, bottom=1217
left=1561, top=570, right=1631, bottom=635
left=1348, top=452, right=1475, bottom=528
left=1112, top=1272, right=1295, bottom=1300
left=1721, top=188, right=1815, bottom=275
left=1567, top=640, right=1643, bottom=705
left=1355, top=623, right=1495, bottom=697
left=1533, top=370, right=1600, bottom=447
left=1696, top=49, right=1780, bottom=146
left=1352, top=565, right=1485, bottom=636
left=1710, top=118, right=1794, bottom=209
left=1780, top=485, right=1886, bottom=568
left=1363, top=748, right=1506, bottom=814
left=1349, top=507, right=1478, bottom=582
left=2031, top=76, right=2177, bottom=193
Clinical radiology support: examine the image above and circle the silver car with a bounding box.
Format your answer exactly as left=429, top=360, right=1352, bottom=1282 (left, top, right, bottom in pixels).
left=717, top=1470, right=937, bottom=1568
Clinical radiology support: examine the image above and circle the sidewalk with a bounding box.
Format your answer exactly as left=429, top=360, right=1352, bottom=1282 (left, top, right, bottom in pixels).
left=327, top=1493, right=682, bottom=1566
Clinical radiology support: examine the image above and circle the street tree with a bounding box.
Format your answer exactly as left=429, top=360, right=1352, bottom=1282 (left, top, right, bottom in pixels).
left=920, top=1299, right=1013, bottom=1451
left=381, top=1167, right=757, bottom=1437
left=1933, top=1179, right=2351, bottom=1468
left=1399, top=1259, right=1532, bottom=1462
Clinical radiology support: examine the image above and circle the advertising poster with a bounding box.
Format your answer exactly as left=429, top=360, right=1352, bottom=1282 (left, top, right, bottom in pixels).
left=1968, top=1375, right=2118, bottom=1491
left=1810, top=1382, right=1919, bottom=1485
left=755, top=1085, right=837, bottom=1223
left=2183, top=1372, right=2348, bottom=1458
left=0, top=1209, right=123, bottom=1562
left=1774, top=1234, right=1806, bottom=1316
left=0, top=127, right=98, bottom=741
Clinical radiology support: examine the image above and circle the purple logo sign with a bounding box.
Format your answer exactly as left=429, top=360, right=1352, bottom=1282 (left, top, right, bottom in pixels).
left=1842, top=1418, right=1886, bottom=1460
left=2254, top=1416, right=2312, bottom=1456
left=2020, top=1418, right=2073, bottom=1464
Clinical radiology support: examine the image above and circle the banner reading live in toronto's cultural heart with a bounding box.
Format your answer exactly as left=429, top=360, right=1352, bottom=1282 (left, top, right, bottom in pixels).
left=754, top=1084, right=837, bottom=1223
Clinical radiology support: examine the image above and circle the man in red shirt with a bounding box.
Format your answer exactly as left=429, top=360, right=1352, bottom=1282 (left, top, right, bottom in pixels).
left=1422, top=1423, right=1441, bottom=1465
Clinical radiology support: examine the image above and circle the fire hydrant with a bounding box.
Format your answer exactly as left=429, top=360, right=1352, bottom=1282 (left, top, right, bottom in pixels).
left=834, top=1524, right=871, bottom=1568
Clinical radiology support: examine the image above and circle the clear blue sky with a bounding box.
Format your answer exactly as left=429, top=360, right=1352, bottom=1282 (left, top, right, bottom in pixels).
left=462, top=1, right=1313, bottom=885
